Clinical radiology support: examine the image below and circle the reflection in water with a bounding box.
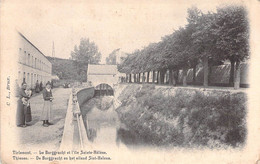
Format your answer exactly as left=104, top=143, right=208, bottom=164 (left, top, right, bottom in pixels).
left=82, top=96, right=158, bottom=149
left=84, top=96, right=120, bottom=147
left=82, top=96, right=152, bottom=150
left=87, top=128, right=97, bottom=142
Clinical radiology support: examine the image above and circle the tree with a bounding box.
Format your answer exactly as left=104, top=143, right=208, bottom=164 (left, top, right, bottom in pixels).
left=106, top=48, right=120, bottom=65
left=118, top=5, right=249, bottom=89
left=71, top=38, right=101, bottom=81
left=213, top=6, right=249, bottom=89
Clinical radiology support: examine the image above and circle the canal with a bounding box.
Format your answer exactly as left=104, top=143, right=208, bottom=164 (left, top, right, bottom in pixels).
left=80, top=96, right=154, bottom=150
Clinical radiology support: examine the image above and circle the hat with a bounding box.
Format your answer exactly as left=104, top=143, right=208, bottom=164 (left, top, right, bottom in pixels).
left=46, top=81, right=51, bottom=86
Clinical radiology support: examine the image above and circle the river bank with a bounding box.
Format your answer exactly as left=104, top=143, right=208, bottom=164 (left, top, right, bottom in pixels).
left=115, top=84, right=247, bottom=149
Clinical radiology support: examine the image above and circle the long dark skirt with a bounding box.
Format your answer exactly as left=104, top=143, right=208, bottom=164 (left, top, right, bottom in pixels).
left=16, top=99, right=26, bottom=126
left=26, top=105, right=32, bottom=122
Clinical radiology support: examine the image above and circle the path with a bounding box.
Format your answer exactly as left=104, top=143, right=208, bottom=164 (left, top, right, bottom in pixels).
left=16, top=88, right=71, bottom=150
left=119, top=83, right=248, bottom=93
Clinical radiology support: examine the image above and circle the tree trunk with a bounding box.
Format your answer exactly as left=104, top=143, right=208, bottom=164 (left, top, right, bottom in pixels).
left=208, top=66, right=212, bottom=85
left=169, top=69, right=173, bottom=85
left=234, top=61, right=241, bottom=89
left=147, top=71, right=150, bottom=83
left=129, top=74, right=132, bottom=83
left=152, top=71, right=155, bottom=83
left=157, top=71, right=160, bottom=84
left=138, top=73, right=141, bottom=83
left=134, top=74, right=136, bottom=83
left=157, top=71, right=162, bottom=84
left=176, top=70, right=179, bottom=84
left=203, top=56, right=209, bottom=87
left=172, top=71, right=176, bottom=86
left=183, top=68, right=188, bottom=86
left=142, top=72, right=145, bottom=83
left=192, top=65, right=196, bottom=83
left=160, top=69, right=166, bottom=84
left=229, top=60, right=235, bottom=87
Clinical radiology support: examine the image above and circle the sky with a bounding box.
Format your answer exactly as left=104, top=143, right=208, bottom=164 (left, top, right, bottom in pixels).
left=7, top=0, right=244, bottom=63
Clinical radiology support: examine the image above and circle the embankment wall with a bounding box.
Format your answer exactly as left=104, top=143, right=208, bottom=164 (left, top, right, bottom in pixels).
left=77, top=87, right=95, bottom=107
left=60, top=87, right=95, bottom=150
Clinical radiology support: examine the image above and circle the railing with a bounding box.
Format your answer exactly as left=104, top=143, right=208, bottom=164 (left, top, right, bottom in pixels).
left=60, top=86, right=95, bottom=150
left=72, top=88, right=84, bottom=149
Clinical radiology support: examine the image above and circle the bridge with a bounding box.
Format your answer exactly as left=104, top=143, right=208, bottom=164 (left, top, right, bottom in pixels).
left=87, top=64, right=118, bottom=96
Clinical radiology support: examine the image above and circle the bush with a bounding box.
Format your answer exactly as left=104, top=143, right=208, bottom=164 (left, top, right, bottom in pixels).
left=116, top=85, right=247, bottom=148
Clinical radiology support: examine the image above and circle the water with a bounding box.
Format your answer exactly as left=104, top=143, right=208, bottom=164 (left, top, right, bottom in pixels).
left=81, top=96, right=150, bottom=150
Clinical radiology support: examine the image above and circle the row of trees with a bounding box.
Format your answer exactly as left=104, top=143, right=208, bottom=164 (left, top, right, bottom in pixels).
left=118, top=5, right=249, bottom=89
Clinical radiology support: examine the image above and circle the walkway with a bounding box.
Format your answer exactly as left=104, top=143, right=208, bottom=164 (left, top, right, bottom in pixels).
left=120, top=83, right=248, bottom=93
left=16, top=88, right=71, bottom=150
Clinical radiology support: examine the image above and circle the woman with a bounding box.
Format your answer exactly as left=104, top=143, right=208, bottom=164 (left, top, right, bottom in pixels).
left=41, top=81, right=54, bottom=127
left=16, top=82, right=30, bottom=127
left=39, top=81, right=43, bottom=91
left=35, top=80, right=40, bottom=93
left=24, top=86, right=32, bottom=123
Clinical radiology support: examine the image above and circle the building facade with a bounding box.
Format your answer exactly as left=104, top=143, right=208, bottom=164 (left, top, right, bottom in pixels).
left=87, top=64, right=118, bottom=88
left=17, top=32, right=52, bottom=88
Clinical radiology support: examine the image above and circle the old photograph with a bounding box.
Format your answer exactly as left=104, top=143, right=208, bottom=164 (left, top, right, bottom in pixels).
left=1, top=0, right=260, bottom=163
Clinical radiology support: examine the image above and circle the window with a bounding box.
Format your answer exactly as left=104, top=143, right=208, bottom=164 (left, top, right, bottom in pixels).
left=23, top=72, right=26, bottom=82
left=28, top=54, right=30, bottom=66
left=31, top=73, right=33, bottom=87
left=32, top=56, right=34, bottom=67
left=35, top=58, right=37, bottom=69
left=27, top=73, right=30, bottom=85
left=24, top=51, right=26, bottom=64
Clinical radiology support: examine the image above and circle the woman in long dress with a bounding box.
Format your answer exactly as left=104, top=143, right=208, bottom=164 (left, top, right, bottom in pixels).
left=35, top=80, right=40, bottom=93
left=16, top=82, right=29, bottom=127
left=24, top=86, right=32, bottom=123
left=41, top=81, right=54, bottom=127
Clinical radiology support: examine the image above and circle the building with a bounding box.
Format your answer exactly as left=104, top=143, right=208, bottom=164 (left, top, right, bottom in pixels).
left=17, top=32, right=52, bottom=88
left=87, top=64, right=118, bottom=88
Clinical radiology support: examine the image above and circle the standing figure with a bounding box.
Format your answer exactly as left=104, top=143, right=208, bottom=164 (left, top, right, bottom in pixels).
left=39, top=81, right=43, bottom=91
left=24, top=86, right=32, bottom=123
left=51, top=80, right=54, bottom=89
left=41, top=81, right=54, bottom=127
left=16, top=82, right=29, bottom=127
left=35, top=80, right=40, bottom=93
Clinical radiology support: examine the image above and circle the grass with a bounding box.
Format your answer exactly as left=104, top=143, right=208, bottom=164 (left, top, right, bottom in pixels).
left=116, top=85, right=247, bottom=148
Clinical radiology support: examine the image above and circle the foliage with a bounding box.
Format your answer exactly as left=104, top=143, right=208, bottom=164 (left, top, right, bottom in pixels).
left=106, top=48, right=119, bottom=65
left=118, top=5, right=249, bottom=74
left=116, top=85, right=247, bottom=148
left=71, top=38, right=101, bottom=81
left=47, top=56, right=79, bottom=80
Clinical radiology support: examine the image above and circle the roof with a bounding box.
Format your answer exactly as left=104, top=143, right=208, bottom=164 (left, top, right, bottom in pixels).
left=18, top=32, right=51, bottom=63
left=88, top=64, right=118, bottom=75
